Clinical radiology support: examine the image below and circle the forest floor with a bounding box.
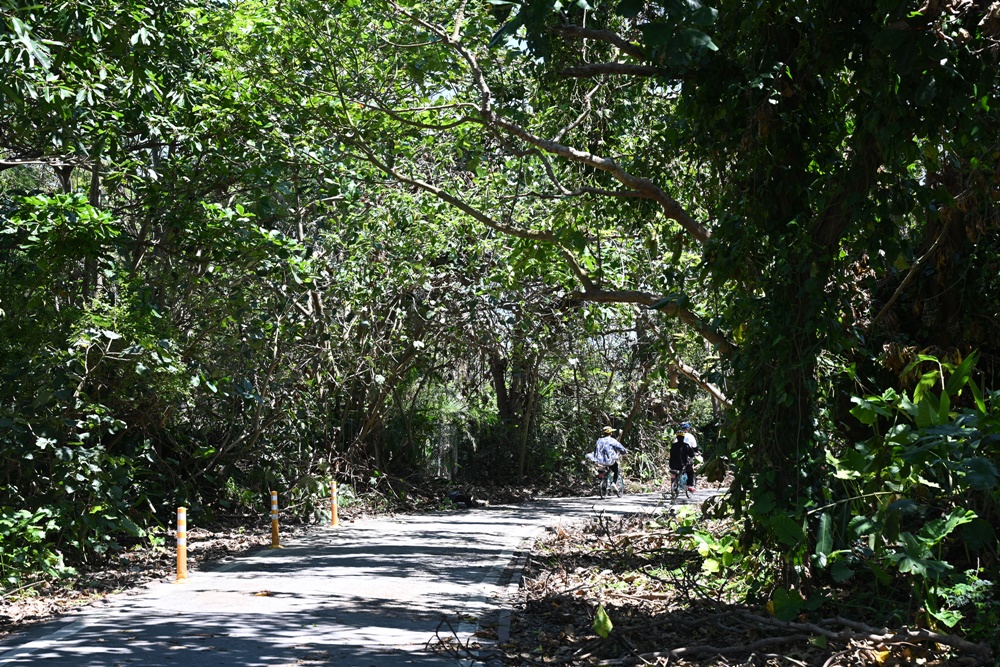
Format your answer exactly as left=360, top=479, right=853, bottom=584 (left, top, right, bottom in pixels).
left=443, top=508, right=996, bottom=667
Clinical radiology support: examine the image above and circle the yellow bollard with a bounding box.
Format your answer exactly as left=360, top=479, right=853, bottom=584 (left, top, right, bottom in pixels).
left=175, top=507, right=188, bottom=582
left=270, top=490, right=281, bottom=548
left=331, top=480, right=339, bottom=527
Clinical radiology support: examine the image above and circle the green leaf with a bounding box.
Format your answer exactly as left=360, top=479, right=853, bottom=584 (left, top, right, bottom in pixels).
left=593, top=604, right=613, bottom=638
left=771, top=513, right=804, bottom=547
left=937, top=390, right=951, bottom=422
left=677, top=28, right=717, bottom=52
left=915, top=397, right=936, bottom=429
left=926, top=604, right=962, bottom=628
left=815, top=512, right=832, bottom=557
left=944, top=350, right=978, bottom=395
left=638, top=23, right=675, bottom=49
left=969, top=377, right=987, bottom=413
left=830, top=559, right=854, bottom=583
left=954, top=457, right=998, bottom=491
left=887, top=498, right=918, bottom=515
left=488, top=14, right=525, bottom=48
left=850, top=396, right=890, bottom=425
left=771, top=588, right=803, bottom=621
left=752, top=492, right=776, bottom=515
left=689, top=6, right=718, bottom=26
left=919, top=508, right=976, bottom=545
left=960, top=519, right=997, bottom=552
left=615, top=0, right=645, bottom=17
left=119, top=516, right=144, bottom=537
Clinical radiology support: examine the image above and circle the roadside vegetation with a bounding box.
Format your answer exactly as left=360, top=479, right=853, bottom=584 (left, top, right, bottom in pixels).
left=1, top=0, right=997, bottom=660
left=455, top=505, right=997, bottom=666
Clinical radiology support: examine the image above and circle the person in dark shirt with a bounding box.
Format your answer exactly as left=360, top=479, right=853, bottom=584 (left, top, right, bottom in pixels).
left=669, top=431, right=696, bottom=492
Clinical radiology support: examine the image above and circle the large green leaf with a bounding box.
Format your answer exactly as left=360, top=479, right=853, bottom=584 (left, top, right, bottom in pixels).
left=815, top=511, right=832, bottom=558
left=953, top=457, right=998, bottom=491
left=593, top=604, right=613, bottom=638
left=771, top=513, right=804, bottom=547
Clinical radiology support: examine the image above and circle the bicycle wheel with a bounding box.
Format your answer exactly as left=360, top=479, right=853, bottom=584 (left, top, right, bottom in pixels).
left=598, top=475, right=608, bottom=498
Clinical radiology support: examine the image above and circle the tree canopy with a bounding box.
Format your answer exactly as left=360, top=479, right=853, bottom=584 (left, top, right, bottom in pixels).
left=1, top=0, right=998, bottom=640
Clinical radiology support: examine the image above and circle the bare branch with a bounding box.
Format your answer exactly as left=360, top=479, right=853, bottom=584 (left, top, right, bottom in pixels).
left=552, top=24, right=647, bottom=61
left=571, top=288, right=736, bottom=355
left=499, top=186, right=644, bottom=201
left=868, top=219, right=951, bottom=335
left=560, top=63, right=666, bottom=78
left=554, top=83, right=600, bottom=142
left=391, top=2, right=712, bottom=244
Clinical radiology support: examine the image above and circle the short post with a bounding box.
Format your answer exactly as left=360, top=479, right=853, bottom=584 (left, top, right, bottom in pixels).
left=270, top=490, right=281, bottom=548
left=330, top=480, right=339, bottom=527
left=175, top=507, right=188, bottom=582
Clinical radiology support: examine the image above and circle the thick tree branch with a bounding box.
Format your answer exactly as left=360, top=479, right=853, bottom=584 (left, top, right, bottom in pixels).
left=673, top=359, right=730, bottom=406
left=499, top=186, right=644, bottom=201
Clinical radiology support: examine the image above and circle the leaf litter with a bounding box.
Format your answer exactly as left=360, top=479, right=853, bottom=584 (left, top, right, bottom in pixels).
left=435, top=507, right=993, bottom=666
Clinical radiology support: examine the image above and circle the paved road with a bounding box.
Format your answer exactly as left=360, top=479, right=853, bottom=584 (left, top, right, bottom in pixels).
left=0, top=490, right=720, bottom=667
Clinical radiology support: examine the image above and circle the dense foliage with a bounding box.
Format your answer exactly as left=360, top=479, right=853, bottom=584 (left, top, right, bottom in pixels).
left=1, top=0, right=997, bottom=643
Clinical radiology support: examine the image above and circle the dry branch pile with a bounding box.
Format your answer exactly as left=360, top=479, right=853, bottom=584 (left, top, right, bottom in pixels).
left=458, top=511, right=993, bottom=667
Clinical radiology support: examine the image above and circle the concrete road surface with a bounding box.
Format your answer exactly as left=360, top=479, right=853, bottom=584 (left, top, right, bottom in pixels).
left=0, top=489, right=721, bottom=666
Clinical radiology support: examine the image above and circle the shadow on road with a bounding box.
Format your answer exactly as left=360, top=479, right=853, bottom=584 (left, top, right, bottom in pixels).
left=0, top=491, right=724, bottom=666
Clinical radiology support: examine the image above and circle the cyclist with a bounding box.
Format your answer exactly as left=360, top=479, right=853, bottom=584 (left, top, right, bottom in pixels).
left=590, top=425, right=627, bottom=489
left=670, top=427, right=696, bottom=492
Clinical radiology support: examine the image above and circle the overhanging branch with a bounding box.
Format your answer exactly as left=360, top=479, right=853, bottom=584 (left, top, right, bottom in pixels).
left=673, top=359, right=730, bottom=407
left=570, top=287, right=736, bottom=356
left=551, top=25, right=647, bottom=61
left=391, top=1, right=712, bottom=245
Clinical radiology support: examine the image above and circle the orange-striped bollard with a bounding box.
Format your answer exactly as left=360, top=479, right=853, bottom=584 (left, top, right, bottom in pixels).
left=331, top=481, right=339, bottom=527
left=270, top=490, right=281, bottom=548
left=176, top=507, right=188, bottom=582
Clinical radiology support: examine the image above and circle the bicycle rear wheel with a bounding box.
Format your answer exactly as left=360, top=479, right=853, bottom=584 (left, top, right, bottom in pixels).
left=668, top=473, right=680, bottom=502
left=599, top=475, right=608, bottom=498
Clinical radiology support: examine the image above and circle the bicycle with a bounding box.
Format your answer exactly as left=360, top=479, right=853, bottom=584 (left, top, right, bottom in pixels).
left=596, top=464, right=624, bottom=498
left=667, top=468, right=690, bottom=502
left=586, top=451, right=625, bottom=498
